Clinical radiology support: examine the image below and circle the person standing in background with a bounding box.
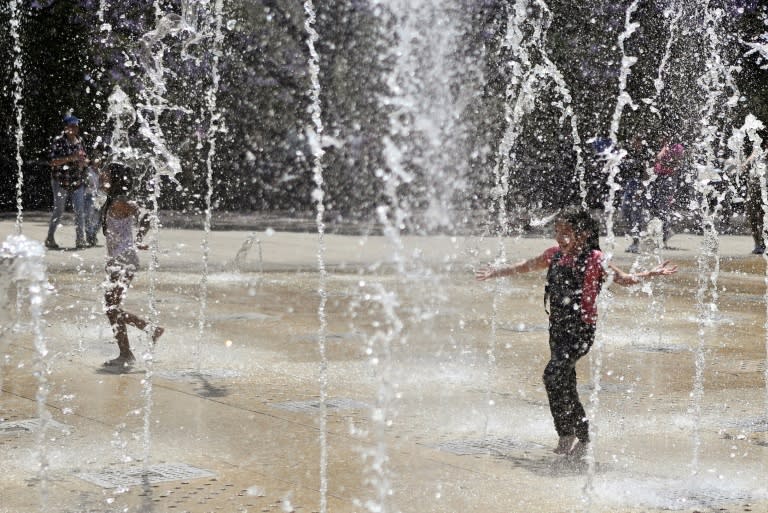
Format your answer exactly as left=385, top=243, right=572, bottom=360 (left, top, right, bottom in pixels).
left=743, top=143, right=767, bottom=254
left=649, top=136, right=686, bottom=245
left=46, top=114, right=89, bottom=249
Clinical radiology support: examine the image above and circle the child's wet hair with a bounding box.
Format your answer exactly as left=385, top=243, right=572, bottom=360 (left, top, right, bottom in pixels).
left=556, top=207, right=601, bottom=251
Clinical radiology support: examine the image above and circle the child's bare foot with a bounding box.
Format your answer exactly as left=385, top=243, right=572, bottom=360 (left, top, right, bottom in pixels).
left=103, top=354, right=136, bottom=368
left=554, top=435, right=577, bottom=455
left=150, top=326, right=164, bottom=343
left=566, top=439, right=588, bottom=460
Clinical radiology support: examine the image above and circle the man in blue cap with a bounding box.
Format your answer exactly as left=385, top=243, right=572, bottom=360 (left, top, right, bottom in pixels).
left=46, top=114, right=89, bottom=249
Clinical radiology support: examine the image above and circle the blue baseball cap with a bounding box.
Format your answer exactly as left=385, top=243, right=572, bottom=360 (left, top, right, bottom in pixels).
left=63, top=114, right=80, bottom=125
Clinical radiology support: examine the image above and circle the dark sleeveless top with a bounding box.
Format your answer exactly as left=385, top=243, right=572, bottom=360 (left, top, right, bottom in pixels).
left=544, top=250, right=601, bottom=325
left=544, top=249, right=602, bottom=353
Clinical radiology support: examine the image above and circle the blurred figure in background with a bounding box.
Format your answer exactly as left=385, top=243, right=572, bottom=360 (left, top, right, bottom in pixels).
left=648, top=135, right=686, bottom=245
left=743, top=142, right=767, bottom=254
left=46, top=114, right=89, bottom=249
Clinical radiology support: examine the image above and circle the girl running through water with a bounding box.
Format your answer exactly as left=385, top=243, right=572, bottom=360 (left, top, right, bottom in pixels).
left=101, top=163, right=163, bottom=368
left=475, top=208, right=677, bottom=459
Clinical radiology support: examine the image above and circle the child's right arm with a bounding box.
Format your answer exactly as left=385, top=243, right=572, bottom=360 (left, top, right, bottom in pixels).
left=475, top=253, right=549, bottom=281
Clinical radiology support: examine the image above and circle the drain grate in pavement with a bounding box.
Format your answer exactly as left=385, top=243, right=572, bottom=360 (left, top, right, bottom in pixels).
left=653, top=487, right=756, bottom=510
left=724, top=416, right=768, bottom=433
left=432, top=437, right=546, bottom=456
left=0, top=418, right=69, bottom=435
left=711, top=359, right=766, bottom=374
left=595, top=476, right=764, bottom=511
left=78, top=463, right=215, bottom=489
left=269, top=397, right=370, bottom=412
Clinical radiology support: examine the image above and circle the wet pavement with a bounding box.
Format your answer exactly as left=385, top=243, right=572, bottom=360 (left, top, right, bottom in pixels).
left=2, top=214, right=768, bottom=513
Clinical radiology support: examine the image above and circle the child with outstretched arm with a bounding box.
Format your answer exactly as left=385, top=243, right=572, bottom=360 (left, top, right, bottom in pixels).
left=475, top=208, right=677, bottom=459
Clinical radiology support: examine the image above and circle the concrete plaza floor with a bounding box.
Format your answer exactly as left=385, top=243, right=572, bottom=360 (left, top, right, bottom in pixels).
left=1, top=213, right=768, bottom=513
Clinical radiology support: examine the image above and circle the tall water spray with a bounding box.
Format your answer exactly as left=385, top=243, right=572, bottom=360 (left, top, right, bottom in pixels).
left=364, top=1, right=481, bottom=509
left=9, top=0, right=25, bottom=233
left=492, top=0, right=587, bottom=219
left=648, top=2, right=683, bottom=115
left=0, top=236, right=48, bottom=508
left=103, top=3, right=203, bottom=470
left=632, top=0, right=682, bottom=370
left=584, top=1, right=640, bottom=497
left=485, top=0, right=542, bottom=444
left=689, top=3, right=740, bottom=476
left=378, top=1, right=478, bottom=233
left=483, top=0, right=587, bottom=442
left=303, top=2, right=329, bottom=512
left=195, top=0, right=226, bottom=373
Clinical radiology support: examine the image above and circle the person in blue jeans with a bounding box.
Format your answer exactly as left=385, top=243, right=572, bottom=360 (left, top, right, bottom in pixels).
left=46, top=114, right=89, bottom=250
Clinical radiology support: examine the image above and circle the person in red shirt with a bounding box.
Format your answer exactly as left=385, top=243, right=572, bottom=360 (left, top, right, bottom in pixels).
left=475, top=208, right=677, bottom=460
left=649, top=139, right=686, bottom=244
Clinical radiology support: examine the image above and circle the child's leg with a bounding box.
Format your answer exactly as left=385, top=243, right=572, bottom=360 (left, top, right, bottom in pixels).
left=105, top=265, right=164, bottom=354
left=104, top=267, right=135, bottom=362
left=544, top=321, right=595, bottom=450
left=543, top=357, right=578, bottom=440
left=119, top=310, right=164, bottom=342
left=554, top=435, right=577, bottom=454
left=47, top=180, right=67, bottom=243
left=71, top=185, right=86, bottom=246
left=564, top=365, right=589, bottom=443
left=544, top=358, right=590, bottom=456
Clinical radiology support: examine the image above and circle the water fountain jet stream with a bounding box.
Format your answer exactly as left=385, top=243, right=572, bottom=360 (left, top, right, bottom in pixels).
left=584, top=2, right=640, bottom=503
left=233, top=233, right=264, bottom=273
left=196, top=0, right=226, bottom=374
left=0, top=235, right=49, bottom=509
left=9, top=0, right=25, bottom=235
left=647, top=1, right=683, bottom=116
left=365, top=1, right=481, bottom=507
left=102, top=1, right=223, bottom=474
left=531, top=0, right=587, bottom=206
left=303, top=1, right=329, bottom=511
left=484, top=0, right=586, bottom=444
left=688, top=3, right=740, bottom=477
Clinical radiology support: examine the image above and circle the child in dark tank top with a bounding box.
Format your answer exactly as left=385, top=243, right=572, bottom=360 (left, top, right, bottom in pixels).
left=476, top=208, right=677, bottom=460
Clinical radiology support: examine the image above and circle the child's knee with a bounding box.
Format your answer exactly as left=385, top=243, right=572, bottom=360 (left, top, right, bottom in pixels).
left=105, top=306, right=124, bottom=324
left=543, top=362, right=563, bottom=387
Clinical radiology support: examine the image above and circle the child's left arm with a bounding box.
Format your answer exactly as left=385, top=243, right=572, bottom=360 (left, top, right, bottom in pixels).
left=610, top=260, right=678, bottom=286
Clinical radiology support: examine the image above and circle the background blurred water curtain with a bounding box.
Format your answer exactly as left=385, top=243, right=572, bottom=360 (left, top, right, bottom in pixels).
left=0, top=1, right=767, bottom=224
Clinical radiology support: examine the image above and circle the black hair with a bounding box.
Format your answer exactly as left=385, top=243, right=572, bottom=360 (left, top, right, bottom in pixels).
left=101, top=163, right=135, bottom=235
left=556, top=207, right=601, bottom=252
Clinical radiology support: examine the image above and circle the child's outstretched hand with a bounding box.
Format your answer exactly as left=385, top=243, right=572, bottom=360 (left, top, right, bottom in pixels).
left=475, top=266, right=495, bottom=281
left=650, top=260, right=678, bottom=277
